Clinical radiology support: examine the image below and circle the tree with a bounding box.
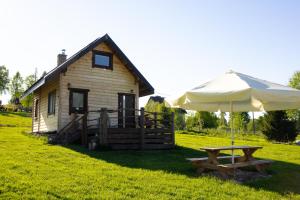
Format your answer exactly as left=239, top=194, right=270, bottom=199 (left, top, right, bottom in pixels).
left=195, top=111, right=218, bottom=130
left=0, top=66, right=9, bottom=94
left=289, top=71, right=300, bottom=89
left=173, top=108, right=186, bottom=130
left=21, top=74, right=36, bottom=109
left=185, top=113, right=198, bottom=131
left=229, top=112, right=250, bottom=132
left=262, top=111, right=297, bottom=142
left=144, top=99, right=162, bottom=113
left=287, top=71, right=300, bottom=130
left=144, top=97, right=174, bottom=128
left=41, top=71, right=47, bottom=78
left=247, top=116, right=264, bottom=132
left=218, top=112, right=227, bottom=127
left=9, top=72, right=24, bottom=104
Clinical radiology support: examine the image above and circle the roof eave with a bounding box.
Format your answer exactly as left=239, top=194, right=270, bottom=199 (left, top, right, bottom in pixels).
left=21, top=34, right=155, bottom=99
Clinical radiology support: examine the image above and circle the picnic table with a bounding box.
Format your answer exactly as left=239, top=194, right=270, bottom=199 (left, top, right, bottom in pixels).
left=187, top=145, right=273, bottom=176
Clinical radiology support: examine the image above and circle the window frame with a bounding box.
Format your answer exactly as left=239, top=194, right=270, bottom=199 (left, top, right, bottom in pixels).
left=92, top=50, right=113, bottom=70
left=47, top=90, right=56, bottom=115
left=34, top=99, right=39, bottom=119
left=69, top=88, right=89, bottom=115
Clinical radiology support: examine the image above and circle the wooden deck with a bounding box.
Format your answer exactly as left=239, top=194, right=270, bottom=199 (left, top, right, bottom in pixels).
left=53, top=107, right=175, bottom=150
left=107, top=128, right=174, bottom=150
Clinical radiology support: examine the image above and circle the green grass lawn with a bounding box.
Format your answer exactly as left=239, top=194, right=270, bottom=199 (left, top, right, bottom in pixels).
left=0, top=112, right=32, bottom=127
left=0, top=112, right=299, bottom=199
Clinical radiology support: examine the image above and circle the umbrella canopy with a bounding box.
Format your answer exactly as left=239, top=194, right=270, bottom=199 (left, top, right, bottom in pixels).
left=167, top=70, right=300, bottom=112
left=167, top=70, right=300, bottom=164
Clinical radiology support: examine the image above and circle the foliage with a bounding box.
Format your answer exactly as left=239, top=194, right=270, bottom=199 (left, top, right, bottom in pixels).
left=2, top=103, right=18, bottom=112
left=9, top=71, right=24, bottom=104
left=144, top=99, right=171, bottom=127
left=144, top=99, right=163, bottom=113
left=161, top=105, right=172, bottom=127
left=247, top=116, right=264, bottom=133
left=0, top=66, right=9, bottom=94
left=144, top=98, right=186, bottom=130
left=185, top=113, right=197, bottom=131
left=41, top=70, right=47, bottom=78
left=289, top=71, right=300, bottom=89
left=186, top=111, right=222, bottom=131
left=173, top=109, right=186, bottom=130
left=177, top=129, right=264, bottom=141
left=21, top=74, right=36, bottom=109
left=229, top=112, right=250, bottom=132
left=262, top=111, right=298, bottom=142
left=286, top=110, right=300, bottom=131
left=218, top=112, right=227, bottom=127
left=196, top=111, right=218, bottom=129
left=0, top=113, right=299, bottom=199
left=287, top=71, right=300, bottom=131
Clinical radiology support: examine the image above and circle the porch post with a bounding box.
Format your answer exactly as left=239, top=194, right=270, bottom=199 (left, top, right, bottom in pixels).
left=140, top=107, right=145, bottom=150
left=154, top=112, right=157, bottom=128
left=81, top=113, right=88, bottom=146
left=100, top=108, right=108, bottom=146
left=99, top=110, right=102, bottom=145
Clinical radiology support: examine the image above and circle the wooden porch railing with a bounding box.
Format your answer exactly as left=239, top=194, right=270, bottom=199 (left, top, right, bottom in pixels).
left=57, top=107, right=175, bottom=150
left=50, top=114, right=85, bottom=145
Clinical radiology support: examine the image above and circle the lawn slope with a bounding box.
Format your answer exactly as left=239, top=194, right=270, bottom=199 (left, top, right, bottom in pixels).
left=0, top=112, right=299, bottom=199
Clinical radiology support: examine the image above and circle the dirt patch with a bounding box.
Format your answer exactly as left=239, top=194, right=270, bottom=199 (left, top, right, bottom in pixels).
left=202, top=169, right=272, bottom=183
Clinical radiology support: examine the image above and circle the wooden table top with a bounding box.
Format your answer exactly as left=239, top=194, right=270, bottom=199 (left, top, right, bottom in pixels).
left=200, top=145, right=263, bottom=151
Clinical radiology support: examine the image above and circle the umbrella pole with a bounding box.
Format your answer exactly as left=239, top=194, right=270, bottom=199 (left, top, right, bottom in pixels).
left=230, top=101, right=234, bottom=164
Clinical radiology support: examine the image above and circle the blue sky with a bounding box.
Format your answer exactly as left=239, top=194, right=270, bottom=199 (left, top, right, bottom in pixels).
left=1, top=0, right=300, bottom=106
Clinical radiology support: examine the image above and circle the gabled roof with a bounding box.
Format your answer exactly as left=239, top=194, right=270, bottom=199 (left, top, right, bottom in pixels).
left=22, top=34, right=154, bottom=98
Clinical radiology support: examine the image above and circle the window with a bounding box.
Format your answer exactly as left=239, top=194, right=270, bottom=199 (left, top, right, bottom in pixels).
left=69, top=88, right=89, bottom=114
left=92, top=50, right=113, bottom=69
left=34, top=99, right=39, bottom=118
left=48, top=90, right=56, bottom=115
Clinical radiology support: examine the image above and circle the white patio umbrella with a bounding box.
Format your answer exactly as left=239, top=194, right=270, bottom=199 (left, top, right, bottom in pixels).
left=167, top=70, right=300, bottom=163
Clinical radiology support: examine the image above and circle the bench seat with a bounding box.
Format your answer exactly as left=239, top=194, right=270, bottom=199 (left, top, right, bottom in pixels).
left=186, top=155, right=241, bottom=162
left=217, top=159, right=273, bottom=168
left=217, top=159, right=273, bottom=174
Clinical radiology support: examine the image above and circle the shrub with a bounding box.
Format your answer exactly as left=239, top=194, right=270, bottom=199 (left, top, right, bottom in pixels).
left=174, top=109, right=186, bottom=130
left=262, top=111, right=298, bottom=142
left=4, top=104, right=19, bottom=112
left=185, top=115, right=197, bottom=131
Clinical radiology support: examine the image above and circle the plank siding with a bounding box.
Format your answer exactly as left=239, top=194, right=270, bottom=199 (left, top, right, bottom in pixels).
left=32, top=78, right=59, bottom=132
left=32, top=93, right=40, bottom=132
left=58, top=43, right=139, bottom=130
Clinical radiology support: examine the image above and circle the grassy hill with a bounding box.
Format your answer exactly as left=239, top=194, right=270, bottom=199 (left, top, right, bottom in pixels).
left=0, top=112, right=31, bottom=127
left=0, top=112, right=299, bottom=199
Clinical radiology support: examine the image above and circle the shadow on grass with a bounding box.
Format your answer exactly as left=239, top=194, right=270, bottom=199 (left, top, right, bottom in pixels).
left=67, top=144, right=204, bottom=177
left=0, top=111, right=31, bottom=117
left=244, top=160, right=300, bottom=195
left=65, top=144, right=300, bottom=195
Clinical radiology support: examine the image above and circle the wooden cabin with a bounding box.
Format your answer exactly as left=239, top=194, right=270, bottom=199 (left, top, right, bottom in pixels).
left=22, top=34, right=174, bottom=150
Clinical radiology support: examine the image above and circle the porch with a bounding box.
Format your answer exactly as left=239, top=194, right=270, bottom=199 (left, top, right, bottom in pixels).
left=51, top=108, right=175, bottom=150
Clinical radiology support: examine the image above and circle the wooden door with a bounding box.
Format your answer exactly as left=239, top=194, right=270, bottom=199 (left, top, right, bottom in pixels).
left=118, top=93, right=135, bottom=128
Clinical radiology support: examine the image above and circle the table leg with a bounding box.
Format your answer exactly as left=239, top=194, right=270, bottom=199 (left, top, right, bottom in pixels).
left=238, top=148, right=258, bottom=162
left=207, top=150, right=220, bottom=165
